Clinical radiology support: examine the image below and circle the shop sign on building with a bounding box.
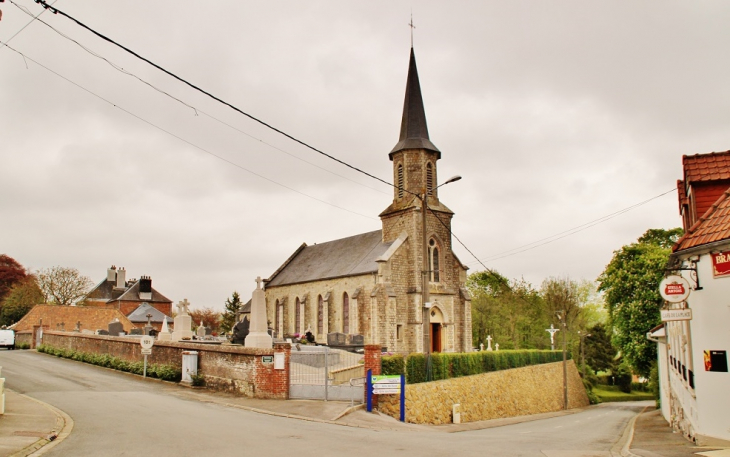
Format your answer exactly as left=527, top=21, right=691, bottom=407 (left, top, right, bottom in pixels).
left=711, top=251, right=730, bottom=277
left=661, top=308, right=692, bottom=322
left=659, top=275, right=691, bottom=303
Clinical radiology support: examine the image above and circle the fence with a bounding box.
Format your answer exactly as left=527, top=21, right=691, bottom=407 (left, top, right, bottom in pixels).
left=289, top=345, right=364, bottom=401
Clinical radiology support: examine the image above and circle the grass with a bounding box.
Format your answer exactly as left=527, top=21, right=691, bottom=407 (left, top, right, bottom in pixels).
left=593, top=385, right=654, bottom=402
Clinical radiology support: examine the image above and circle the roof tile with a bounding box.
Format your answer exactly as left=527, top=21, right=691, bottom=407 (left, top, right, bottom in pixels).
left=674, top=188, right=730, bottom=252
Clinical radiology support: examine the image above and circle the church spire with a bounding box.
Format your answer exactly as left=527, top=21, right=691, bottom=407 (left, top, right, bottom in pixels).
left=389, top=48, right=441, bottom=160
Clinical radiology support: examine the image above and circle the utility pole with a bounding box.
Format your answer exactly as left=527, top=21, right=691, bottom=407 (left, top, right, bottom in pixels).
left=557, top=310, right=568, bottom=410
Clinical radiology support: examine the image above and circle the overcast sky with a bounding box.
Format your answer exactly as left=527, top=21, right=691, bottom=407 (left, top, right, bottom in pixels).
left=2, top=1, right=727, bottom=311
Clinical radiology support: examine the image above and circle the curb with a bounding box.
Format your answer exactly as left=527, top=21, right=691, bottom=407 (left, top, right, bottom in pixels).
left=7, top=389, right=74, bottom=457
left=610, top=405, right=648, bottom=457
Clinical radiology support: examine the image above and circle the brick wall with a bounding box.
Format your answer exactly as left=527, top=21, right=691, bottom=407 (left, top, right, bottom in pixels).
left=38, top=331, right=290, bottom=399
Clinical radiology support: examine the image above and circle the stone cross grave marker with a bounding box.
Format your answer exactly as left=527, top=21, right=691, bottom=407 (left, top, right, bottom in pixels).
left=486, top=335, right=493, bottom=351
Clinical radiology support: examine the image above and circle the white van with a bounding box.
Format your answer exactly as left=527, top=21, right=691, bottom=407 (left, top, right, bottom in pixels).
left=0, top=329, right=15, bottom=350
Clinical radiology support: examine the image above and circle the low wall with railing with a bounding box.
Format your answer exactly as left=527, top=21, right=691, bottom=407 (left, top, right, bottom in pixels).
left=378, top=360, right=589, bottom=424
left=37, top=331, right=290, bottom=399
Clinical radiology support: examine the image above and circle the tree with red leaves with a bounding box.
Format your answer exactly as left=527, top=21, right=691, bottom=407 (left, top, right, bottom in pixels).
left=0, top=254, right=30, bottom=304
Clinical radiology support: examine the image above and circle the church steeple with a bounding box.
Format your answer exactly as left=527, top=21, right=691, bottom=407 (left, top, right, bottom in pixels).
left=389, top=48, right=441, bottom=160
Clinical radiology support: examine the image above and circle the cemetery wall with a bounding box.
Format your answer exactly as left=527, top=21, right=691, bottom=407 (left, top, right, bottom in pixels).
left=378, top=360, right=589, bottom=424
left=38, top=331, right=290, bottom=399
left=15, top=331, right=32, bottom=346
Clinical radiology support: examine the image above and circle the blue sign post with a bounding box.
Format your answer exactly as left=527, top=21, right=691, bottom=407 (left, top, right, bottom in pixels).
left=366, top=370, right=405, bottom=422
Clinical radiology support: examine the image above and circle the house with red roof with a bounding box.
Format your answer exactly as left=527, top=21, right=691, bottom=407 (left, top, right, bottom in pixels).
left=653, top=151, right=730, bottom=443
left=84, top=266, right=173, bottom=318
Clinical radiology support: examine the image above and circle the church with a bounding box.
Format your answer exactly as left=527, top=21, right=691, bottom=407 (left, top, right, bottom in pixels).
left=264, top=47, right=472, bottom=354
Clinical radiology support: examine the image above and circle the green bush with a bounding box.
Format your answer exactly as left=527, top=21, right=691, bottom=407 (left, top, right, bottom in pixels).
left=615, top=362, right=633, bottom=393
left=381, top=355, right=405, bottom=376
left=36, top=344, right=181, bottom=382
left=15, top=342, right=30, bottom=350
left=382, top=350, right=566, bottom=384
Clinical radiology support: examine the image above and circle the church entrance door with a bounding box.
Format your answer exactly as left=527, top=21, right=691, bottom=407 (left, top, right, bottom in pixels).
left=431, top=323, right=442, bottom=353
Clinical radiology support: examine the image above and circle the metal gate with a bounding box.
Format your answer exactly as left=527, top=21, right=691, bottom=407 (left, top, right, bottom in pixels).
left=289, top=346, right=365, bottom=401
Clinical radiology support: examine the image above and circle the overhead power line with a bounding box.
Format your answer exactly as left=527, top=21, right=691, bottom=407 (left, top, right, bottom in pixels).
left=0, top=41, right=378, bottom=221
left=9, top=0, right=389, bottom=196
left=467, top=187, right=677, bottom=266
left=31, top=0, right=394, bottom=190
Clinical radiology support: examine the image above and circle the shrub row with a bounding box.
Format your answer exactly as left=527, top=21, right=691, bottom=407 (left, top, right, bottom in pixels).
left=37, top=344, right=182, bottom=382
left=381, top=350, right=568, bottom=384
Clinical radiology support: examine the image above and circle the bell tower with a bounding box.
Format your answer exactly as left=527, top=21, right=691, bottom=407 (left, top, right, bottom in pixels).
left=380, top=47, right=455, bottom=245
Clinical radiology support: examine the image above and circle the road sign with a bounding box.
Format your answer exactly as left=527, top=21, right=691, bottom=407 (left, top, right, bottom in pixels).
left=371, top=374, right=402, bottom=394
left=140, top=335, right=154, bottom=349
left=141, top=348, right=152, bottom=355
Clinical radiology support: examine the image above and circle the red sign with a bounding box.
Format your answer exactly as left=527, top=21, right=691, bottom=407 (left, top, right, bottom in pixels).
left=712, top=251, right=730, bottom=277
left=664, top=283, right=685, bottom=296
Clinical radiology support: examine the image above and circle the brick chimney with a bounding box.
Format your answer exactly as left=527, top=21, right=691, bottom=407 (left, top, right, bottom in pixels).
left=139, top=276, right=152, bottom=300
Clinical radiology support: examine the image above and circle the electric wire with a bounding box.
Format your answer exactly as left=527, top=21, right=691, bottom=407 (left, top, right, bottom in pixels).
left=9, top=0, right=389, bottom=196
left=467, top=187, right=677, bottom=266
left=0, top=0, right=55, bottom=52
left=14, top=0, right=679, bottom=272
left=31, top=0, right=395, bottom=190
left=0, top=41, right=378, bottom=221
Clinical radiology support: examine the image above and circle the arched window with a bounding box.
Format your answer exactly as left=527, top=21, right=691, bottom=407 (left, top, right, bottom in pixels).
left=317, top=295, right=324, bottom=335
left=397, top=164, right=404, bottom=199
left=295, top=297, right=301, bottom=334
left=343, top=292, right=350, bottom=333
left=275, top=299, right=280, bottom=335
left=426, top=162, right=434, bottom=194
left=429, top=237, right=440, bottom=282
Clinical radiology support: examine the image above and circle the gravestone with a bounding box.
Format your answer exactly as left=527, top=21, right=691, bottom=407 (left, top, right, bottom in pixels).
left=97, top=329, right=109, bottom=336
left=205, top=326, right=212, bottom=336
left=350, top=334, right=364, bottom=346
left=245, top=277, right=272, bottom=348
left=196, top=321, right=206, bottom=338
left=157, top=318, right=172, bottom=341
left=171, top=299, right=194, bottom=341
left=327, top=332, right=347, bottom=346
left=486, top=335, right=493, bottom=351
left=108, top=319, right=124, bottom=336
left=74, top=321, right=82, bottom=333
left=130, top=328, right=143, bottom=336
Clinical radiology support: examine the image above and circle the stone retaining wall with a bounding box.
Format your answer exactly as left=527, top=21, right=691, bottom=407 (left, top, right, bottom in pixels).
left=378, top=360, right=589, bottom=424
left=38, top=331, right=290, bottom=399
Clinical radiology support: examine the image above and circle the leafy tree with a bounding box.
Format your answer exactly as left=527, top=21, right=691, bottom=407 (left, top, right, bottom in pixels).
left=189, top=307, right=221, bottom=333
left=583, top=322, right=616, bottom=373
left=0, top=254, right=30, bottom=304
left=468, top=270, right=545, bottom=350
left=37, top=266, right=93, bottom=306
left=219, top=291, right=242, bottom=334
left=0, top=276, right=43, bottom=326
left=597, top=228, right=683, bottom=378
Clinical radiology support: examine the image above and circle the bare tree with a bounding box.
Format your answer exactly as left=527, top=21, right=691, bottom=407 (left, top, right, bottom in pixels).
left=37, top=266, right=93, bottom=306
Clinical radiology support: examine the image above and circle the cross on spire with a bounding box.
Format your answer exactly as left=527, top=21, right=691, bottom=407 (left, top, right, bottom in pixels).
left=409, top=14, right=416, bottom=48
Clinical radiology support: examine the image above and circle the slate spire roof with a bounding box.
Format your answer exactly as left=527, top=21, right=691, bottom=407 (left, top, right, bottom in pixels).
left=389, top=47, right=441, bottom=159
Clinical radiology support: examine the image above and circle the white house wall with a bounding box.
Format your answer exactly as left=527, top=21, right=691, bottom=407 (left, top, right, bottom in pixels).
left=674, top=251, right=730, bottom=441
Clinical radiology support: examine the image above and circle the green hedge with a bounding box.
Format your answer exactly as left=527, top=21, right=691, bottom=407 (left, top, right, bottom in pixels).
left=37, top=344, right=182, bottom=382
left=382, top=350, right=567, bottom=384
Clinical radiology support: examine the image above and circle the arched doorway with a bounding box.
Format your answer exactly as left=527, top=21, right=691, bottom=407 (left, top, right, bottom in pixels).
left=429, top=306, right=444, bottom=353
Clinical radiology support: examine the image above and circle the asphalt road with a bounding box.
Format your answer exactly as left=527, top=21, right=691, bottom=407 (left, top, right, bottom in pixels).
left=1, top=350, right=643, bottom=457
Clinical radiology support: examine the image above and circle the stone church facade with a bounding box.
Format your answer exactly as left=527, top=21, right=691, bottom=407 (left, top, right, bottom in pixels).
left=264, top=48, right=472, bottom=354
